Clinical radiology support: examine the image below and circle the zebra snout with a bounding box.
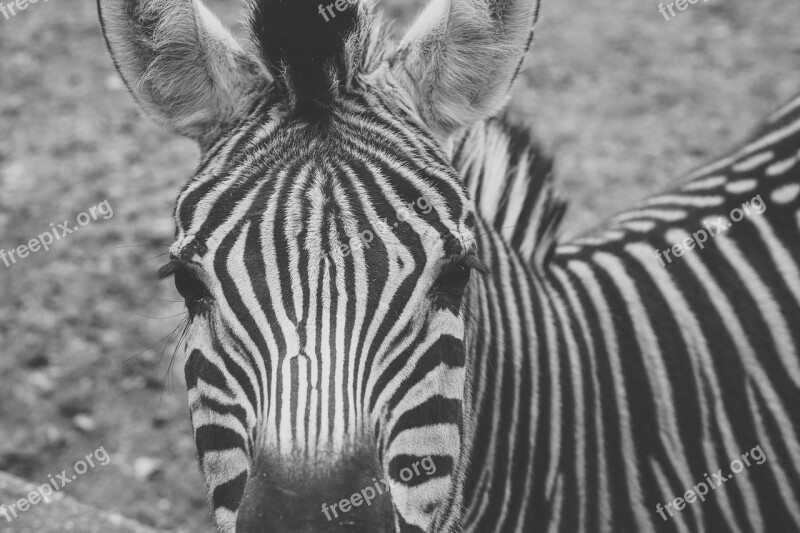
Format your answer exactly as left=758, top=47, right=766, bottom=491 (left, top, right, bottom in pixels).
left=235, top=452, right=394, bottom=532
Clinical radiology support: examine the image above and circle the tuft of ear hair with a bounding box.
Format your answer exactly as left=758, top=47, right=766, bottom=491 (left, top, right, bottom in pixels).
left=249, top=0, right=367, bottom=113
left=98, top=0, right=270, bottom=149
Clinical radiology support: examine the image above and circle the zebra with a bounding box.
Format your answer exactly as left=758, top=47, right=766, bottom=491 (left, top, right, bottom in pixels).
left=96, top=0, right=800, bottom=531
left=454, top=109, right=800, bottom=533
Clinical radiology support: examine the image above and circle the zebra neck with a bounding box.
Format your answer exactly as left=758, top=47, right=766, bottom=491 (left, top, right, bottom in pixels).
left=460, top=218, right=562, bottom=527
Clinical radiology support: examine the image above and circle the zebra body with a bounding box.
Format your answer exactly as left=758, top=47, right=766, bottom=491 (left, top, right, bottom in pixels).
left=455, top=107, right=800, bottom=532
left=96, top=0, right=800, bottom=531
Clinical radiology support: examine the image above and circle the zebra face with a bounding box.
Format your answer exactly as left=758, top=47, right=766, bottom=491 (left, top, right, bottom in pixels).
left=165, top=93, right=485, bottom=531
left=99, top=0, right=540, bottom=529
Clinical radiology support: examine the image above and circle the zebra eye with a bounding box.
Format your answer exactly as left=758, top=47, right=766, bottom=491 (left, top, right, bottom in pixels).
left=437, top=262, right=472, bottom=298
left=434, top=255, right=489, bottom=302
left=174, top=267, right=209, bottom=305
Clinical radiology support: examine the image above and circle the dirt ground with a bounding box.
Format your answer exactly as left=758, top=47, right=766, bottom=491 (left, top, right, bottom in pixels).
left=1, top=0, right=799, bottom=531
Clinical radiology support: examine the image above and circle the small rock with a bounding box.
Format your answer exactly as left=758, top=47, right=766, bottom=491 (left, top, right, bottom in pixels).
left=72, top=414, right=97, bottom=433
left=120, top=376, right=147, bottom=391
left=29, top=371, right=55, bottom=392
left=42, top=425, right=68, bottom=449
left=58, top=396, right=93, bottom=417
left=105, top=75, right=126, bottom=91
left=132, top=457, right=163, bottom=481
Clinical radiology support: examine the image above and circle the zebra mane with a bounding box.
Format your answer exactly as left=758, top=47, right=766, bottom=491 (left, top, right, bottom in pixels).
left=453, top=117, right=567, bottom=268
left=248, top=0, right=382, bottom=115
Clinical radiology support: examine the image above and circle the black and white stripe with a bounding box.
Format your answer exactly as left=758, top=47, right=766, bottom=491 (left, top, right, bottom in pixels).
left=455, top=100, right=800, bottom=532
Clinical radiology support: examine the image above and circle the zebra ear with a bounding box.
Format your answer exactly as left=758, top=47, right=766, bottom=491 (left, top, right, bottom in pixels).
left=98, top=0, right=271, bottom=148
left=390, top=0, right=540, bottom=139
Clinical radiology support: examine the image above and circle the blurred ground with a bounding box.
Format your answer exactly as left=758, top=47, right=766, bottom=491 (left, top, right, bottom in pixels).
left=1, top=0, right=799, bottom=531
left=0, top=472, right=158, bottom=533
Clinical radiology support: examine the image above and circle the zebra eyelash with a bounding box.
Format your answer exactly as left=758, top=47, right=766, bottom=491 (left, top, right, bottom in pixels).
left=462, top=254, right=491, bottom=276
left=156, top=260, right=182, bottom=281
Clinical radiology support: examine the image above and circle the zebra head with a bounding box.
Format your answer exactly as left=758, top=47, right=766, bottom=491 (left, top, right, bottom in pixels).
left=98, top=0, right=539, bottom=530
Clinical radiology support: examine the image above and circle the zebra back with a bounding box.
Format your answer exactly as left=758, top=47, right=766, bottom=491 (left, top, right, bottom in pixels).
left=456, top=96, right=800, bottom=532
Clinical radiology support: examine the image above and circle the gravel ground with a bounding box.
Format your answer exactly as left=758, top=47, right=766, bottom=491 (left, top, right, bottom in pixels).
left=0, top=472, right=159, bottom=533
left=1, top=0, right=799, bottom=530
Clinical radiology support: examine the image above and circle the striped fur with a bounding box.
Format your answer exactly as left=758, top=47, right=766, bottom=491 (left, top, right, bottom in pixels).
left=99, top=0, right=800, bottom=531
left=453, top=118, right=567, bottom=269
left=173, top=89, right=479, bottom=532
left=96, top=0, right=543, bottom=529
left=455, top=101, right=800, bottom=531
